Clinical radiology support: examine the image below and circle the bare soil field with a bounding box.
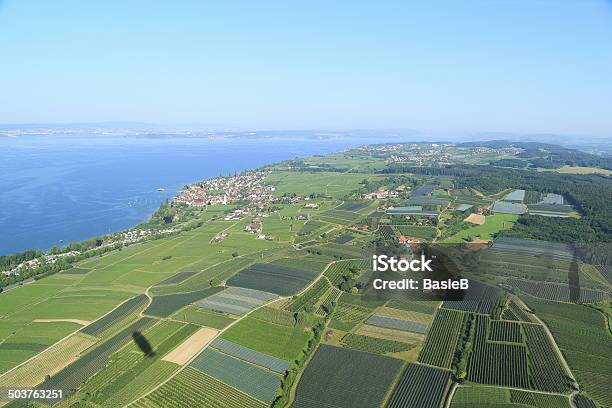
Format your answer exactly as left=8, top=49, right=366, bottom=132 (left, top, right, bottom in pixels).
left=162, top=327, right=219, bottom=365
left=465, top=213, right=486, bottom=225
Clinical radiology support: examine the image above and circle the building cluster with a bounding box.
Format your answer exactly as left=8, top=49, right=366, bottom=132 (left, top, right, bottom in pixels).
left=281, top=214, right=309, bottom=221
left=384, top=146, right=452, bottom=166
left=174, top=171, right=276, bottom=208
left=397, top=235, right=421, bottom=246
left=385, top=153, right=451, bottom=166
left=108, top=228, right=178, bottom=247
left=2, top=251, right=80, bottom=276
left=1, top=228, right=177, bottom=277
left=214, top=231, right=230, bottom=242
left=362, top=190, right=399, bottom=199
left=351, top=224, right=370, bottom=232
left=244, top=217, right=273, bottom=240
left=468, top=146, right=521, bottom=156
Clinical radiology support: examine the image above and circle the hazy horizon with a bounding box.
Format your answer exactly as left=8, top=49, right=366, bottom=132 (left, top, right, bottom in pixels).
left=1, top=122, right=610, bottom=145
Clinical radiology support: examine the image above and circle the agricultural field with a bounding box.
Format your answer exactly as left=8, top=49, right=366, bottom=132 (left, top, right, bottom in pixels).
left=162, top=327, right=218, bottom=365
left=467, top=315, right=530, bottom=388
left=296, top=220, right=329, bottom=238
left=262, top=216, right=304, bottom=242
left=502, top=298, right=536, bottom=323
left=0, top=270, right=139, bottom=374
left=451, top=386, right=572, bottom=408
left=379, top=225, right=395, bottom=240
left=418, top=308, right=465, bottom=369
left=264, top=171, right=380, bottom=199
left=60, top=267, right=90, bottom=275
left=312, top=242, right=369, bottom=259
left=36, top=317, right=156, bottom=397
left=324, top=259, right=368, bottom=287
left=523, top=323, right=573, bottom=392
left=130, top=366, right=268, bottom=408
left=442, top=213, right=518, bottom=243
left=153, top=271, right=196, bottom=286
left=77, top=319, right=198, bottom=406
left=387, top=298, right=441, bottom=315
left=75, top=320, right=192, bottom=403
left=523, top=297, right=612, bottom=408
left=221, top=316, right=311, bottom=361
left=291, top=344, right=403, bottom=408
left=149, top=256, right=256, bottom=296
left=337, top=200, right=371, bottom=212
left=365, top=315, right=428, bottom=334
left=0, top=333, right=97, bottom=390
left=340, top=333, right=414, bottom=355
left=0, top=320, right=85, bottom=375
left=357, top=324, right=424, bottom=344
left=376, top=306, right=434, bottom=324
left=210, top=338, right=290, bottom=373
left=334, top=234, right=354, bottom=244
left=0, top=142, right=610, bottom=408
left=488, top=320, right=522, bottom=343
left=144, top=287, right=225, bottom=317
left=329, top=301, right=373, bottom=332
left=488, top=237, right=574, bottom=261
left=442, top=281, right=503, bottom=315
left=286, top=278, right=331, bottom=313
left=477, top=250, right=576, bottom=285
left=194, top=286, right=277, bottom=316
left=507, top=278, right=609, bottom=303
left=169, top=305, right=236, bottom=329
left=250, top=306, right=296, bottom=327
left=80, top=294, right=148, bottom=337
left=394, top=225, right=438, bottom=240
left=386, top=364, right=452, bottom=408
left=315, top=209, right=363, bottom=225
left=190, top=348, right=281, bottom=403
left=227, top=262, right=321, bottom=296
left=553, top=165, right=612, bottom=176
left=104, top=360, right=180, bottom=407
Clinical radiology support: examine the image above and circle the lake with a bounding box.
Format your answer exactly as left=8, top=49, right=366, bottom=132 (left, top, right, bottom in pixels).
left=0, top=134, right=375, bottom=255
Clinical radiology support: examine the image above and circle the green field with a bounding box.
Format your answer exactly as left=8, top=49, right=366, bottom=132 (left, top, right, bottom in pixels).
left=451, top=386, right=572, bottom=408
left=443, top=213, right=518, bottom=243
left=170, top=305, right=236, bottom=329
left=265, top=171, right=382, bottom=198
left=292, top=344, right=404, bottom=408
left=1, top=142, right=610, bottom=408
left=221, top=317, right=311, bottom=361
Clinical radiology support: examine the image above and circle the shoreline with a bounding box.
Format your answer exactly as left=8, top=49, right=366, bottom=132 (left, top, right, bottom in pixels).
left=0, top=136, right=370, bottom=257
left=0, top=151, right=340, bottom=287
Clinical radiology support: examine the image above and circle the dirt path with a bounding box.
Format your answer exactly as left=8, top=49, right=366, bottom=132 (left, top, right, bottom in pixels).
left=32, top=319, right=91, bottom=325
left=512, top=296, right=577, bottom=384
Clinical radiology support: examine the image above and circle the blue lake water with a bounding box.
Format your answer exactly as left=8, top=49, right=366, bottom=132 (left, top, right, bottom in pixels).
left=0, top=134, right=376, bottom=255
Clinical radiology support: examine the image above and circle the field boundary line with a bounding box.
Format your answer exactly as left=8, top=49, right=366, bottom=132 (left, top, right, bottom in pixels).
left=512, top=295, right=577, bottom=385
left=453, top=383, right=574, bottom=397
left=123, top=258, right=340, bottom=407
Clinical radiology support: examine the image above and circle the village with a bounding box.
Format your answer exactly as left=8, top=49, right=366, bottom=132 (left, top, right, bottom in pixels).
left=173, top=171, right=277, bottom=207
left=1, top=227, right=178, bottom=277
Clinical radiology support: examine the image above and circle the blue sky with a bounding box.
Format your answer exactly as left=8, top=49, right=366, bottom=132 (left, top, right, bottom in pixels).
left=1, top=0, right=611, bottom=135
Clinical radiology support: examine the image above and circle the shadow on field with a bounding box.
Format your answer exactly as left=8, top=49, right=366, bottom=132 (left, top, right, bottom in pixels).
left=132, top=331, right=155, bottom=357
